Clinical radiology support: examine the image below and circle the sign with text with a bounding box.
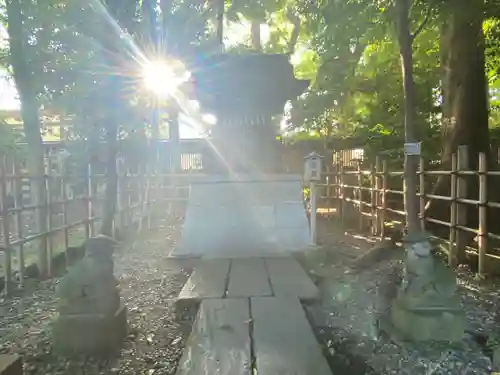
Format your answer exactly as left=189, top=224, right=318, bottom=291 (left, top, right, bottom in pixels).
left=404, top=142, right=421, bottom=156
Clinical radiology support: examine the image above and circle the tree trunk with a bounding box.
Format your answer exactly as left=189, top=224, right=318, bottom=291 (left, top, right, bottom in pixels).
left=426, top=0, right=491, bottom=256
left=396, top=0, right=420, bottom=233
left=287, top=11, right=301, bottom=54
left=215, top=0, right=224, bottom=46
left=6, top=0, right=48, bottom=277
left=440, top=0, right=489, bottom=166
left=251, top=21, right=262, bottom=50
left=100, top=110, right=118, bottom=237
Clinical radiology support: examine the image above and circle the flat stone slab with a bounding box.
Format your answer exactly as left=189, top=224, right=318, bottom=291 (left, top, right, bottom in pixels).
left=0, top=355, right=22, bottom=375
left=178, top=260, right=230, bottom=300
left=227, top=259, right=272, bottom=298
left=266, top=258, right=320, bottom=300
left=251, top=297, right=332, bottom=375
left=176, top=299, right=252, bottom=375
left=52, top=303, right=128, bottom=356
left=174, top=174, right=310, bottom=257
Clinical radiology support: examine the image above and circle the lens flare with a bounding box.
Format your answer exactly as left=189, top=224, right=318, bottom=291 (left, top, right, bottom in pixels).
left=142, top=60, right=191, bottom=96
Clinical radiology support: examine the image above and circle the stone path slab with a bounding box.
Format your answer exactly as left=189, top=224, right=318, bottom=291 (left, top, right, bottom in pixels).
left=178, top=257, right=319, bottom=300
left=226, top=259, right=272, bottom=298
left=175, top=299, right=252, bottom=375
left=178, top=260, right=230, bottom=300
left=266, top=258, right=320, bottom=300
left=251, top=297, right=331, bottom=375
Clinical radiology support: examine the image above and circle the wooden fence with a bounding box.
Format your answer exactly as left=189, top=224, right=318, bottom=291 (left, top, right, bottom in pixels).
left=316, top=145, right=500, bottom=276
left=0, top=154, right=198, bottom=295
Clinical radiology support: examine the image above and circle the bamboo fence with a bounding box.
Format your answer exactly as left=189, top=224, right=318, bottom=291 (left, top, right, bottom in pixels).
left=0, top=153, right=197, bottom=295
left=318, top=145, right=500, bottom=277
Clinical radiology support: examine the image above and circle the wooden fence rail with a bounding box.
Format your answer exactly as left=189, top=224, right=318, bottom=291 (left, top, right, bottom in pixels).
left=317, top=146, right=500, bottom=277
left=0, top=154, right=194, bottom=295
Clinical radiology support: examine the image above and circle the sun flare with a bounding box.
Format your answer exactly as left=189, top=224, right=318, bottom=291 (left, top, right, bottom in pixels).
left=142, top=60, right=191, bottom=96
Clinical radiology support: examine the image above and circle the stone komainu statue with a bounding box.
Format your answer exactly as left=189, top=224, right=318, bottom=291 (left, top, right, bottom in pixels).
left=56, top=234, right=120, bottom=316
left=53, top=235, right=127, bottom=356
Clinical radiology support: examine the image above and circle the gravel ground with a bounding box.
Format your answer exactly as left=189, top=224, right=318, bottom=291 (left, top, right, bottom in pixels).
left=0, top=219, right=196, bottom=375
left=301, top=219, right=497, bottom=375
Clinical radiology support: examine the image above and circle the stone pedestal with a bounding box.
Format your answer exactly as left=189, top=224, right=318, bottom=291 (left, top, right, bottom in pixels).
left=53, top=302, right=127, bottom=356
left=389, top=232, right=465, bottom=342
left=52, top=235, right=128, bottom=356
left=0, top=355, right=22, bottom=375
left=390, top=297, right=464, bottom=342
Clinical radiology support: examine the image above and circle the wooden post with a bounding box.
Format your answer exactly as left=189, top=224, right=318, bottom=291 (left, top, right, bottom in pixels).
left=13, top=161, right=24, bottom=287
left=339, top=165, right=345, bottom=224
left=380, top=160, right=388, bottom=239
left=478, top=152, right=487, bottom=277
left=449, top=153, right=458, bottom=267
left=115, top=158, right=123, bottom=234
left=419, top=157, right=426, bottom=231
left=60, top=161, right=69, bottom=267
left=456, top=145, right=469, bottom=264
left=87, top=162, right=94, bottom=237
left=45, top=151, right=53, bottom=277
left=357, top=161, right=363, bottom=231
left=310, top=180, right=317, bottom=245
left=370, top=163, right=376, bottom=235
left=325, top=164, right=331, bottom=211
left=375, top=157, right=382, bottom=236
left=0, top=155, right=12, bottom=295
left=127, top=168, right=132, bottom=227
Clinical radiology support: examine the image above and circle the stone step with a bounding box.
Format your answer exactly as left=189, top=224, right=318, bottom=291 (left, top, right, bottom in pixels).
left=251, top=297, right=331, bottom=375
left=0, top=355, right=22, bottom=375
left=178, top=260, right=230, bottom=300
left=176, top=297, right=332, bottom=375
left=177, top=258, right=320, bottom=301
left=175, top=299, right=252, bottom=375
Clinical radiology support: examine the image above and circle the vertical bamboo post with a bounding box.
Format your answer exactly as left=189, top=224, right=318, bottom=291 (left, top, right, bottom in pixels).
left=60, top=160, right=69, bottom=267
left=83, top=162, right=90, bottom=240
left=375, top=157, right=382, bottom=236
left=88, top=162, right=94, bottom=237
left=449, top=153, right=458, bottom=267
left=310, top=180, right=317, bottom=245
left=340, top=164, right=345, bottom=225
left=419, top=157, right=426, bottom=231
left=357, top=161, right=363, bottom=231
left=381, top=160, right=388, bottom=239
left=0, top=155, right=12, bottom=295
left=13, top=161, right=24, bottom=287
left=45, top=151, right=53, bottom=277
left=326, top=164, right=332, bottom=211
left=478, top=152, right=488, bottom=277
left=127, top=167, right=132, bottom=227
left=456, top=145, right=469, bottom=264
left=370, top=163, right=377, bottom=235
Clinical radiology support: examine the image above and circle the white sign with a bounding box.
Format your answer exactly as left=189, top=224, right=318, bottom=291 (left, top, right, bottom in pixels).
left=404, top=142, right=421, bottom=156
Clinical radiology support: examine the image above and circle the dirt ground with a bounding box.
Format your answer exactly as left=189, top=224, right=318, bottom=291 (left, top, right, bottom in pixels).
left=1, top=215, right=499, bottom=375
left=301, top=217, right=498, bottom=375
left=0, top=218, right=197, bottom=375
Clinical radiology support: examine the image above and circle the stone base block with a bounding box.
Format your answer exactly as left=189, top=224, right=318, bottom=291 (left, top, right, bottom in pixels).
left=0, top=355, right=22, bottom=375
left=390, top=299, right=464, bottom=342
left=52, top=303, right=127, bottom=356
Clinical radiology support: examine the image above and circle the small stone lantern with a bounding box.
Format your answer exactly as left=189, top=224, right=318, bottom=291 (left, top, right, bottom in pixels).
left=304, top=152, right=323, bottom=184
left=304, top=152, right=323, bottom=246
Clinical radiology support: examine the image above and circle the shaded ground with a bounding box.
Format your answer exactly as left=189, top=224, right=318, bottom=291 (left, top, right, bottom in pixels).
left=301, top=218, right=497, bottom=375
left=1, top=214, right=499, bottom=375
left=0, top=218, right=196, bottom=375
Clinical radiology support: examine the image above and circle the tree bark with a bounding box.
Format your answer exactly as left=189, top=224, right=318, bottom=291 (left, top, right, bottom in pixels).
left=426, top=0, right=491, bottom=254
left=6, top=0, right=48, bottom=276
left=251, top=21, right=262, bottom=51
left=396, top=0, right=420, bottom=233
left=100, top=112, right=118, bottom=237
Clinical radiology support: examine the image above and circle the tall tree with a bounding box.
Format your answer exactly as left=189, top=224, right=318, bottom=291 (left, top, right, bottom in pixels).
left=5, top=0, right=49, bottom=276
